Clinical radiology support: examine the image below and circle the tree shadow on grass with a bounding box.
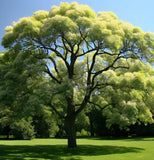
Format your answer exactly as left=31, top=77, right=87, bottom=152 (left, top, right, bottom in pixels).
left=124, top=137, right=154, bottom=141
left=86, top=136, right=154, bottom=141
left=0, top=144, right=144, bottom=160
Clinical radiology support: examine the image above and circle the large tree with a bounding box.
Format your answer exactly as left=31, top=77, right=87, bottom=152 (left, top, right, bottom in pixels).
left=1, top=2, right=154, bottom=147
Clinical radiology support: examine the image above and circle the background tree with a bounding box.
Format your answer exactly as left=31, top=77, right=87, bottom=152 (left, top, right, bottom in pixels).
left=0, top=50, right=57, bottom=139
left=1, top=2, right=154, bottom=148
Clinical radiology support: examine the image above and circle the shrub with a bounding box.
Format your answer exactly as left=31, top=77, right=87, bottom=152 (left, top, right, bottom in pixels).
left=76, top=129, right=90, bottom=137
left=11, top=118, right=35, bottom=140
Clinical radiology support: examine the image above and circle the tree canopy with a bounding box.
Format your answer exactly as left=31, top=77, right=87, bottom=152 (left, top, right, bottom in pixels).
left=0, top=2, right=154, bottom=148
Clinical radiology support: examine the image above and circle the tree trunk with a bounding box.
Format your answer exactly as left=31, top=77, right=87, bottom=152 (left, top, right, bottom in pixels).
left=65, top=116, right=77, bottom=148
left=6, top=126, right=10, bottom=139
left=64, top=77, right=78, bottom=148
left=89, top=113, right=95, bottom=137
left=6, top=132, right=10, bottom=139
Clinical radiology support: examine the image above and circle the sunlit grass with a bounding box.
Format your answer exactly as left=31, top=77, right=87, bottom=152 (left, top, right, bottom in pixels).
left=0, top=137, right=154, bottom=160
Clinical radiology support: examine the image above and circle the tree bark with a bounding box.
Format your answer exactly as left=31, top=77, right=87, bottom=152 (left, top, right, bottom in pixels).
left=65, top=116, right=77, bottom=148
left=64, top=76, right=77, bottom=148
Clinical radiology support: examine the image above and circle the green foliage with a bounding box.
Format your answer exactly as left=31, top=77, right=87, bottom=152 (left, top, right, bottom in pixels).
left=32, top=105, right=59, bottom=138
left=76, top=110, right=90, bottom=133
left=49, top=2, right=96, bottom=19
left=2, top=2, right=154, bottom=63
left=11, top=118, right=35, bottom=140
left=91, top=59, right=154, bottom=128
left=76, top=129, right=90, bottom=137
left=1, top=2, right=154, bottom=147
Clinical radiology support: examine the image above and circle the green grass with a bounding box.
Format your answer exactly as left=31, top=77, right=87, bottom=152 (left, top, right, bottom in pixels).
left=0, top=137, right=154, bottom=160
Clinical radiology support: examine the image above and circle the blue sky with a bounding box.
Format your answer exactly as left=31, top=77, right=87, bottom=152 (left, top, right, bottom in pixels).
left=1, top=0, right=154, bottom=52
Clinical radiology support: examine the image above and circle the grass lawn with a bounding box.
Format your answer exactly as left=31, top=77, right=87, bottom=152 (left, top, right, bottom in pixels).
left=0, top=137, right=154, bottom=160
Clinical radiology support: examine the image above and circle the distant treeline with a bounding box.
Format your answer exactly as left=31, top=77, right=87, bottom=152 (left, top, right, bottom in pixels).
left=0, top=108, right=154, bottom=139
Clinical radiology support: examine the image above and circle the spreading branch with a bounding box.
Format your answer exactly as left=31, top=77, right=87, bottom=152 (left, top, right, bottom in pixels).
left=47, top=56, right=59, bottom=74
left=88, top=101, right=116, bottom=111
left=47, top=102, right=65, bottom=119
left=91, top=54, right=122, bottom=86
left=44, top=64, right=61, bottom=84
left=35, top=38, right=71, bottom=72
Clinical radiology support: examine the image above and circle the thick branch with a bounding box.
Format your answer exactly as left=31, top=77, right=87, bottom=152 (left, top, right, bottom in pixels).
left=61, top=35, right=72, bottom=53
left=88, top=49, right=99, bottom=80
left=45, top=64, right=61, bottom=84
left=75, top=96, right=89, bottom=115
left=92, top=82, right=116, bottom=90
left=34, top=53, right=59, bottom=75
left=36, top=38, right=70, bottom=72
left=112, top=65, right=129, bottom=70
left=48, top=102, right=65, bottom=119
left=49, top=48, right=70, bottom=72
left=77, top=48, right=97, bottom=57
left=88, top=101, right=116, bottom=111
left=75, top=87, right=92, bottom=115
left=91, top=55, right=122, bottom=86
left=48, top=56, right=59, bottom=74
